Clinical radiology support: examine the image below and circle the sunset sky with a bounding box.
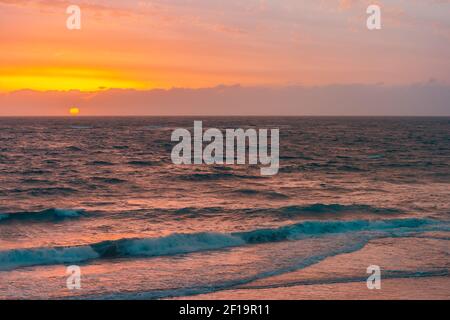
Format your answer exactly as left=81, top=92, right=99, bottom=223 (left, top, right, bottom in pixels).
left=0, top=0, right=449, bottom=115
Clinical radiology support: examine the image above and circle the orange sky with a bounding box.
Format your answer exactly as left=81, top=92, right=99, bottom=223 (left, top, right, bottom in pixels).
left=1, top=0, right=449, bottom=93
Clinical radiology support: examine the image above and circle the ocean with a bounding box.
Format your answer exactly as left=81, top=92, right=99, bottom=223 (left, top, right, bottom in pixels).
left=0, top=117, right=449, bottom=299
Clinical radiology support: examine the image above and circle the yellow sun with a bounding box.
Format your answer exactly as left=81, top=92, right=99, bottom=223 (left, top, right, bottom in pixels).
left=69, top=107, right=80, bottom=116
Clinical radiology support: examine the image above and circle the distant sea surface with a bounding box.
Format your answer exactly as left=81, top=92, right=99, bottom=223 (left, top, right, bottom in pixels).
left=0, top=117, right=449, bottom=299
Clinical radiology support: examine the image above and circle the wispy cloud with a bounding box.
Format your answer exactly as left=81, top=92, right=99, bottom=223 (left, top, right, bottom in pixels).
left=1, top=0, right=449, bottom=91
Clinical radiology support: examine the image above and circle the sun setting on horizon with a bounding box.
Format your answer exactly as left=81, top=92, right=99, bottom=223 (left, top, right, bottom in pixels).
left=69, top=107, right=80, bottom=116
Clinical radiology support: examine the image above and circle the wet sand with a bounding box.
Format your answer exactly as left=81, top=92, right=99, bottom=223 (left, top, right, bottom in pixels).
left=174, top=236, right=450, bottom=300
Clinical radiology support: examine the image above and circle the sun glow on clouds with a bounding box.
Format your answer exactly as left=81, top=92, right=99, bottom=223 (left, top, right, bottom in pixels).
left=0, top=0, right=449, bottom=93
left=0, top=67, right=149, bottom=92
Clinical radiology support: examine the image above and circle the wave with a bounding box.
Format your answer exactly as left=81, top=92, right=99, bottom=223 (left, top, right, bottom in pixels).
left=177, top=171, right=266, bottom=182
left=127, top=160, right=157, bottom=167
left=173, top=207, right=223, bottom=216
left=66, top=146, right=83, bottom=152
left=278, top=203, right=402, bottom=216
left=232, top=189, right=289, bottom=199
left=0, top=233, right=244, bottom=271
left=92, top=177, right=127, bottom=184
left=0, top=208, right=85, bottom=223
left=177, top=172, right=237, bottom=181
left=88, top=161, right=114, bottom=166
left=235, top=218, right=434, bottom=243
left=0, top=218, right=443, bottom=271
left=21, top=169, right=51, bottom=176
left=13, top=187, right=78, bottom=196
left=136, top=203, right=399, bottom=220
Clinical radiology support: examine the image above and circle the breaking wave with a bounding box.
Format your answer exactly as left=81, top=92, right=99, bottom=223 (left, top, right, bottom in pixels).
left=0, top=218, right=444, bottom=270
left=0, top=208, right=86, bottom=223
left=278, top=203, right=403, bottom=216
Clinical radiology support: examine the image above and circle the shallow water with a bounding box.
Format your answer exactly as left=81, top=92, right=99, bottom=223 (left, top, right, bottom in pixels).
left=0, top=117, right=449, bottom=299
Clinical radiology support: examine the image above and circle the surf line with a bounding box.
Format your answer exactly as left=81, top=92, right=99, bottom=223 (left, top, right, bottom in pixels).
left=171, top=121, right=279, bottom=176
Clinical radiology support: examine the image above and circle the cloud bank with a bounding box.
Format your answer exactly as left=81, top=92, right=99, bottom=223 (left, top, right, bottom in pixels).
left=1, top=83, right=449, bottom=116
